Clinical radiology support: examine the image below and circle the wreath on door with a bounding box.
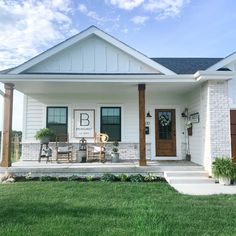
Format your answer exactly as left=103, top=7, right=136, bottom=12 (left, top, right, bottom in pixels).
left=159, top=114, right=171, bottom=126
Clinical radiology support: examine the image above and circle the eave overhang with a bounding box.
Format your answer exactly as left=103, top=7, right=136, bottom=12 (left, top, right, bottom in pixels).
left=0, top=73, right=195, bottom=83
left=194, top=71, right=235, bottom=81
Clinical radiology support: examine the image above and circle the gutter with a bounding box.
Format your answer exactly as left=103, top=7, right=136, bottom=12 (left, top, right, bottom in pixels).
left=0, top=73, right=196, bottom=83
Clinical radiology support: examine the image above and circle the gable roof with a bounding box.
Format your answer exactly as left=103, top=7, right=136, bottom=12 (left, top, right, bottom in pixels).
left=152, top=58, right=223, bottom=74
left=206, top=51, right=236, bottom=71
left=8, top=26, right=176, bottom=75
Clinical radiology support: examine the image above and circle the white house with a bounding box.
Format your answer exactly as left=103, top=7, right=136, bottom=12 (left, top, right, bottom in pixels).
left=0, top=26, right=236, bottom=173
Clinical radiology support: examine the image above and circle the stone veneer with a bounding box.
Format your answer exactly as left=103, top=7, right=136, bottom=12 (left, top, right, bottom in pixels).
left=21, top=142, right=151, bottom=161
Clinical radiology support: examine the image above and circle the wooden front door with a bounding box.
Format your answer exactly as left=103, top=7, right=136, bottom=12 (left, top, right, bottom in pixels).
left=230, top=110, right=236, bottom=163
left=155, top=109, right=176, bottom=156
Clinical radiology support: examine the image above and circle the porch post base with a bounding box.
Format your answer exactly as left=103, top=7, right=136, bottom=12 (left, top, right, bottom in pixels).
left=139, top=159, right=147, bottom=166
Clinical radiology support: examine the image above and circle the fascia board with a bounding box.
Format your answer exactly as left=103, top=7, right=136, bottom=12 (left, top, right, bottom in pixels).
left=0, top=74, right=194, bottom=83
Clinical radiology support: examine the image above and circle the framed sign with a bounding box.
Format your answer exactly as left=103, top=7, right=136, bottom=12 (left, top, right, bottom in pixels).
left=74, top=109, right=95, bottom=138
left=189, top=112, right=200, bottom=123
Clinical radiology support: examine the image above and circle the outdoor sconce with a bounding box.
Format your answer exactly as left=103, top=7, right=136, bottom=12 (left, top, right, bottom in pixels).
left=146, top=111, right=152, bottom=118
left=181, top=108, right=188, bottom=118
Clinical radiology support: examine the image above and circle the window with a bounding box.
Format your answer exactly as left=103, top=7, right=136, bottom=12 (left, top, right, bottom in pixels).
left=101, top=107, right=121, bottom=141
left=158, top=111, right=172, bottom=139
left=46, top=107, right=68, bottom=138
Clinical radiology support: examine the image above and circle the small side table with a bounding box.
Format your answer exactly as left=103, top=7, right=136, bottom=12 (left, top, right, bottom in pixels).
left=39, top=143, right=52, bottom=163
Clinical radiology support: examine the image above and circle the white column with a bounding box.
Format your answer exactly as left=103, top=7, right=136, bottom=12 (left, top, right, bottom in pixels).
left=201, top=80, right=231, bottom=174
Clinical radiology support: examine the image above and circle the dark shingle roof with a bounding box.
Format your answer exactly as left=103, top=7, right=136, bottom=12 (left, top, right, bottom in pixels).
left=151, top=58, right=223, bottom=74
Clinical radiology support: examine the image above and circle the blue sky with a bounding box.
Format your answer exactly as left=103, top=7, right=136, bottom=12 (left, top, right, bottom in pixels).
left=0, top=0, right=236, bottom=130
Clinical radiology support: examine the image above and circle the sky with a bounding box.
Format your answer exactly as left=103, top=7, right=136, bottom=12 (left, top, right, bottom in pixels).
left=0, top=0, right=236, bottom=131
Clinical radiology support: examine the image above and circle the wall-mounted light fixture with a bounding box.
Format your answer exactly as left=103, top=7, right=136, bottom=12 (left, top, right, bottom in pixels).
left=181, top=108, right=188, bottom=118
left=146, top=111, right=152, bottom=118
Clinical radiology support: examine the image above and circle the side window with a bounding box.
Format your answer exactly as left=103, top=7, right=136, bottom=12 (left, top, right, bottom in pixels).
left=46, top=107, right=68, bottom=137
left=101, top=107, right=121, bottom=141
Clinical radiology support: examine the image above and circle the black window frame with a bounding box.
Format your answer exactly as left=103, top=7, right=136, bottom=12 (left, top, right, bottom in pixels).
left=46, top=106, right=68, bottom=138
left=100, top=107, right=121, bottom=141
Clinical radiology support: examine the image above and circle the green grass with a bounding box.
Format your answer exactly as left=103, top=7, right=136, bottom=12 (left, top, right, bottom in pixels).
left=0, top=182, right=235, bottom=236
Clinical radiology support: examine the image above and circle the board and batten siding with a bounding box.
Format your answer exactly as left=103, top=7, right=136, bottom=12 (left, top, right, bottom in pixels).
left=25, top=35, right=158, bottom=74
left=23, top=96, right=45, bottom=142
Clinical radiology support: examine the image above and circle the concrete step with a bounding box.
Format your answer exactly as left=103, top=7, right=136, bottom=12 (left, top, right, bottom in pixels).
left=164, top=170, right=215, bottom=184
left=167, top=177, right=215, bottom=184
left=164, top=171, right=209, bottom=178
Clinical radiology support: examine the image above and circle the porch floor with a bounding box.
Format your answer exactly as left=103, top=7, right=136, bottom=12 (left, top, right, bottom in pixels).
left=1, top=160, right=203, bottom=177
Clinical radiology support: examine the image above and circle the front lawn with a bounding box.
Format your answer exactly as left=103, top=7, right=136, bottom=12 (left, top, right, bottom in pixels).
left=0, top=182, right=235, bottom=236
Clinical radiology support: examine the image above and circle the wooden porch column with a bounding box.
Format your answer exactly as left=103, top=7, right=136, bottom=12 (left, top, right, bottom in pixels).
left=138, top=84, right=146, bottom=166
left=1, top=83, right=14, bottom=167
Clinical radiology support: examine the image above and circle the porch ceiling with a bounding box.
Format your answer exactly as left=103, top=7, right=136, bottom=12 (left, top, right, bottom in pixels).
left=11, top=81, right=198, bottom=95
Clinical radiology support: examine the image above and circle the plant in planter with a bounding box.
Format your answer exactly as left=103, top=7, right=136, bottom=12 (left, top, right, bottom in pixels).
left=35, top=128, right=55, bottom=144
left=212, top=157, right=236, bottom=185
left=111, top=141, right=119, bottom=163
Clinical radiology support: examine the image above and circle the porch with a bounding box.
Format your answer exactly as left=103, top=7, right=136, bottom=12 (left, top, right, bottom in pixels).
left=1, top=160, right=203, bottom=178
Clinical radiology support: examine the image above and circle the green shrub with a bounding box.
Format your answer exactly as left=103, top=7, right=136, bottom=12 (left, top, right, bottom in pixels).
left=144, top=173, right=157, bottom=182
left=40, top=176, right=53, bottom=181
left=118, top=173, right=129, bottom=182
left=129, top=174, right=145, bottom=182
left=68, top=175, right=79, bottom=181
left=212, top=157, right=236, bottom=179
left=85, top=176, right=94, bottom=181
left=25, top=172, right=33, bottom=180
left=101, top=173, right=117, bottom=182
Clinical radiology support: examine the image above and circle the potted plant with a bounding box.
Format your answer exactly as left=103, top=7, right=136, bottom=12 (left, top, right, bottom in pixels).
left=212, top=157, right=236, bottom=185
left=111, top=141, right=119, bottom=163
left=35, top=128, right=55, bottom=144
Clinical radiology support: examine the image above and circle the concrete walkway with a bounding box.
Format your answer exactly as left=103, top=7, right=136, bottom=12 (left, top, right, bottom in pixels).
left=165, top=170, right=236, bottom=195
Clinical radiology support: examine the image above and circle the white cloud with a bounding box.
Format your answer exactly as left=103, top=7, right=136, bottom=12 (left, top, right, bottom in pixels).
left=78, top=3, right=120, bottom=26
left=131, top=16, right=149, bottom=25
left=0, top=0, right=78, bottom=70
left=78, top=3, right=87, bottom=13
left=144, top=0, right=188, bottom=19
left=107, top=0, right=144, bottom=10
left=106, top=0, right=189, bottom=20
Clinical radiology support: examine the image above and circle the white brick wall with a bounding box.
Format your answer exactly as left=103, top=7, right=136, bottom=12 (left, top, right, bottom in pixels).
left=201, top=81, right=231, bottom=173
